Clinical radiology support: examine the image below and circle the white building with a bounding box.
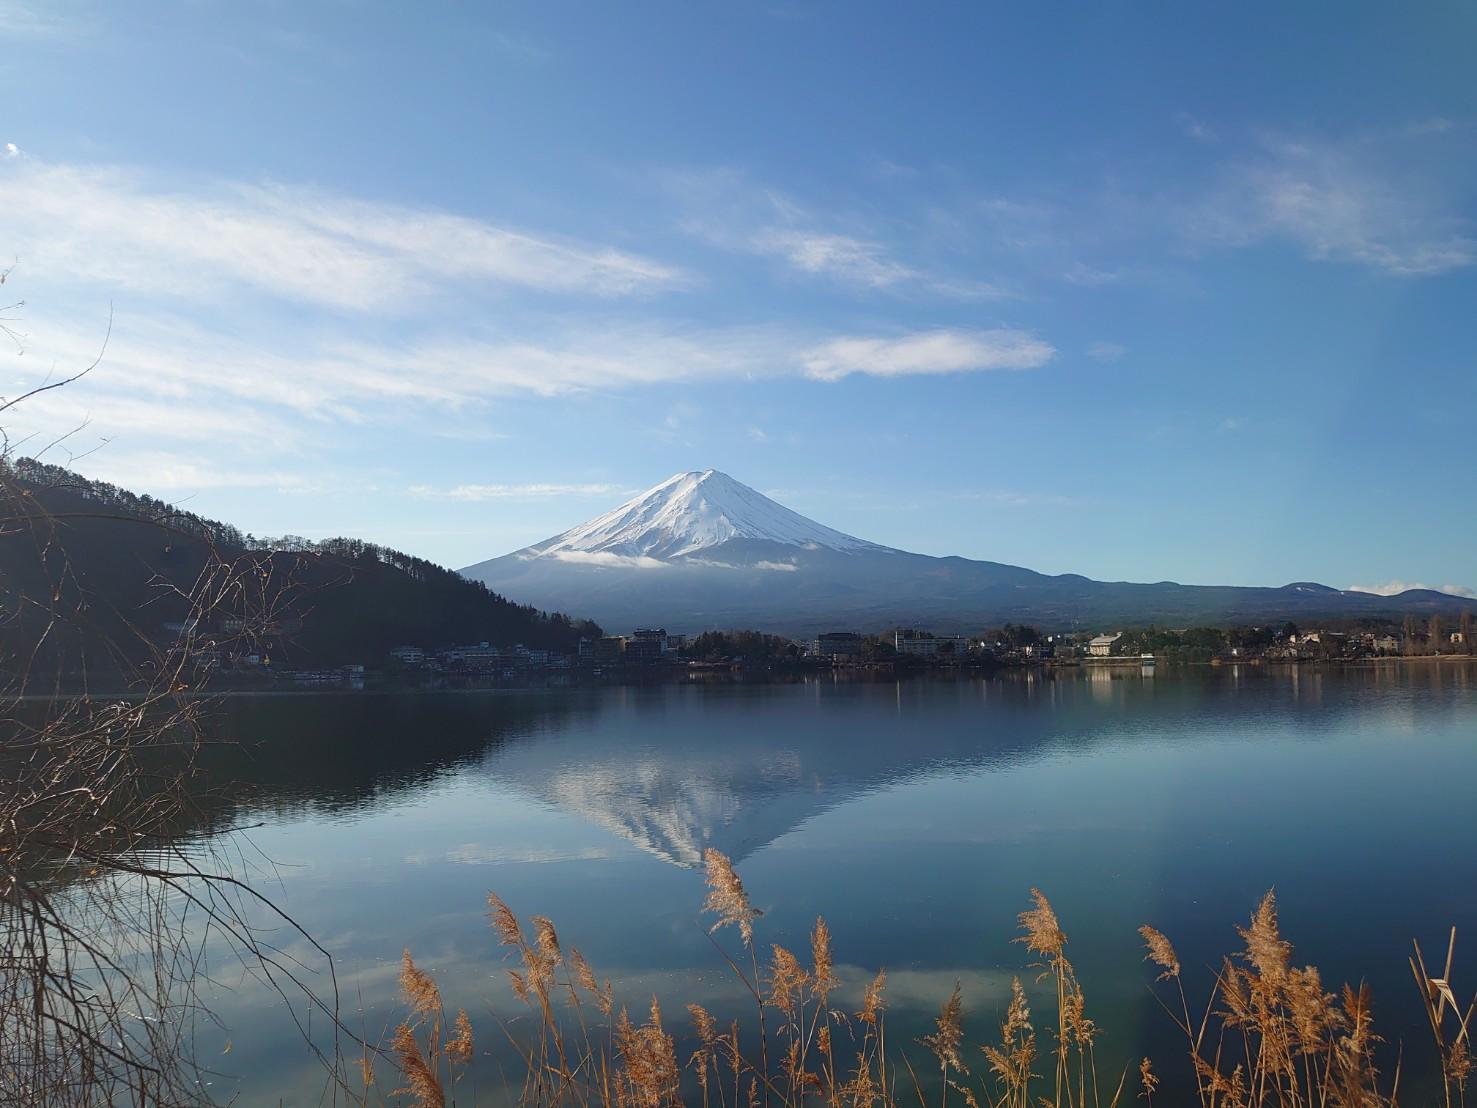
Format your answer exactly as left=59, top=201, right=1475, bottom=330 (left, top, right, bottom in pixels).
left=1088, top=633, right=1122, bottom=657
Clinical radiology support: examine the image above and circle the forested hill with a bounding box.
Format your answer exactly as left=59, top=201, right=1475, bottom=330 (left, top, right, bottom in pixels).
left=0, top=457, right=601, bottom=683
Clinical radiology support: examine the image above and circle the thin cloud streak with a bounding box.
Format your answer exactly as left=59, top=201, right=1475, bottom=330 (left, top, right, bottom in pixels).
left=755, top=229, right=918, bottom=288
left=750, top=227, right=1009, bottom=299
left=1184, top=138, right=1476, bottom=276
left=0, top=0, right=89, bottom=37
left=544, top=550, right=670, bottom=570
left=75, top=451, right=315, bottom=493
left=802, top=329, right=1053, bottom=381
left=0, top=157, right=688, bottom=312
left=16, top=312, right=1057, bottom=432
left=411, top=482, right=629, bottom=501
left=668, top=167, right=1011, bottom=299
left=1086, top=341, right=1126, bottom=362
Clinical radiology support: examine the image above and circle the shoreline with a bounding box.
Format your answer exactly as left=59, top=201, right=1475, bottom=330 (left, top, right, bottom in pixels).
left=12, top=654, right=1476, bottom=701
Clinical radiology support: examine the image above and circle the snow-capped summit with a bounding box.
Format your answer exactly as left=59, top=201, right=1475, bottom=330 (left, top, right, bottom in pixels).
left=523, top=469, right=879, bottom=561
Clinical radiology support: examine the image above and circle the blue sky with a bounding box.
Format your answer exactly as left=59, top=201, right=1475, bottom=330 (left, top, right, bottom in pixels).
left=3, top=1, right=1475, bottom=594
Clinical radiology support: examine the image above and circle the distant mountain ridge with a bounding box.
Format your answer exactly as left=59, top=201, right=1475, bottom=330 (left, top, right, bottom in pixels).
left=462, top=470, right=1474, bottom=634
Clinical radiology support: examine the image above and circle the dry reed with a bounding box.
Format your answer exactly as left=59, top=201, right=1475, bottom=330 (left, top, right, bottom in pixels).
left=389, top=950, right=475, bottom=1108
left=379, top=853, right=1470, bottom=1108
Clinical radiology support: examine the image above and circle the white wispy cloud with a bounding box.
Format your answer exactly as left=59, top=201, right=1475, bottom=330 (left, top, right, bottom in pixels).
left=1405, top=117, right=1466, bottom=137
left=411, top=482, right=626, bottom=501
left=0, top=0, right=88, bottom=37
left=544, top=550, right=670, bottom=570
left=680, top=556, right=799, bottom=571
left=0, top=156, right=687, bottom=311
left=1348, top=580, right=1475, bottom=598
left=802, top=328, right=1053, bottom=381
left=7, top=385, right=302, bottom=448
left=749, top=228, right=1009, bottom=299
left=1085, top=341, right=1125, bottom=362
left=754, top=229, right=918, bottom=288
left=933, top=126, right=1477, bottom=286
left=1176, top=111, right=1217, bottom=143
left=942, top=488, right=1081, bottom=508
left=74, top=451, right=316, bottom=492
left=1188, top=138, right=1476, bottom=276
left=1061, top=262, right=1122, bottom=286
left=669, top=168, right=1008, bottom=298
left=2, top=157, right=1056, bottom=486
left=12, top=312, right=1055, bottom=440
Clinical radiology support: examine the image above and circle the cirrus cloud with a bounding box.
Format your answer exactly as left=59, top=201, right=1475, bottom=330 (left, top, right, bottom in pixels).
left=1186, top=138, right=1476, bottom=277
left=0, top=155, right=688, bottom=312
left=12, top=312, right=1056, bottom=435
left=802, top=328, right=1054, bottom=381
left=411, top=482, right=628, bottom=501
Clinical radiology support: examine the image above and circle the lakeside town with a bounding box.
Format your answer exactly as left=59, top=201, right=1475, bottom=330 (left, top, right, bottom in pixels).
left=231, top=611, right=1476, bottom=687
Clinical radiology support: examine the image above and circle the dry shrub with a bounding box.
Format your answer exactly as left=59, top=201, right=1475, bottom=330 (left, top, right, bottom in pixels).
left=1, top=439, right=351, bottom=1103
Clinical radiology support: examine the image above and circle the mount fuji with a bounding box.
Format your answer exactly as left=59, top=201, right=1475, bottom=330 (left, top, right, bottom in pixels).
left=461, top=470, right=1468, bottom=634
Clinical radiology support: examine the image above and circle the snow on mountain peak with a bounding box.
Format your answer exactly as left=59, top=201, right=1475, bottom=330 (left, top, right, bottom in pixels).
left=526, top=469, right=877, bottom=560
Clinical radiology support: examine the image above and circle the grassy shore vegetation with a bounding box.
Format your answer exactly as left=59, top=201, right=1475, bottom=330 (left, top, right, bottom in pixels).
left=378, top=850, right=1473, bottom=1108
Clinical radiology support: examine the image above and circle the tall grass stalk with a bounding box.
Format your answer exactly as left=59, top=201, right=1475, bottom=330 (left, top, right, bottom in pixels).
left=380, top=854, right=1470, bottom=1108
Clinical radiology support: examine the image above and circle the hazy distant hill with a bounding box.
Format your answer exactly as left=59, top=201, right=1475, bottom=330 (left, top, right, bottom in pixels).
left=0, top=458, right=600, bottom=684
left=463, top=469, right=1474, bottom=635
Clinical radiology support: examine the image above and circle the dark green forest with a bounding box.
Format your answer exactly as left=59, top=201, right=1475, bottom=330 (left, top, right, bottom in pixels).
left=0, top=457, right=600, bottom=684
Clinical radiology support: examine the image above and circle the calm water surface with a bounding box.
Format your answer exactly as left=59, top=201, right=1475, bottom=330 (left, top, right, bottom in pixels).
left=178, top=665, right=1477, bottom=1104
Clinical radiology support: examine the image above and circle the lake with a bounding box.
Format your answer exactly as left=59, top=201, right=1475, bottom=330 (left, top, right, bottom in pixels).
left=164, top=663, right=1477, bottom=1104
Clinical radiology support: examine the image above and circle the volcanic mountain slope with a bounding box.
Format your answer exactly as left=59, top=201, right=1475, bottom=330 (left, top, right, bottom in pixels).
left=461, top=470, right=1473, bottom=635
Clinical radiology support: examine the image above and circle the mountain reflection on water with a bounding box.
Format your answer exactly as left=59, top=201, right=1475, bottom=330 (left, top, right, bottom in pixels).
left=132, top=663, right=1477, bottom=1105
left=199, top=663, right=1475, bottom=867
